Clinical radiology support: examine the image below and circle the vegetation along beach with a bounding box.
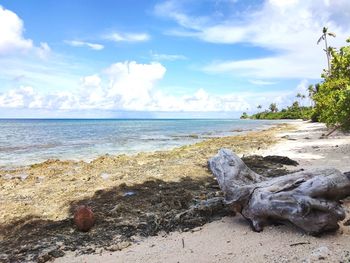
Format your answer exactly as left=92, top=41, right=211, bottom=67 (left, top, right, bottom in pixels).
left=1, top=1, right=350, bottom=263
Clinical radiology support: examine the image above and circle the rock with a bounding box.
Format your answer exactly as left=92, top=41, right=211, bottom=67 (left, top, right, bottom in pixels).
left=73, top=205, right=95, bottom=232
left=37, top=253, right=52, bottom=263
left=48, top=249, right=65, bottom=258
left=107, top=242, right=131, bottom=251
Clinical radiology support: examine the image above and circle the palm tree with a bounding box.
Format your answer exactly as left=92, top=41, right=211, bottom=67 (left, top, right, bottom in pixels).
left=308, top=85, right=315, bottom=98
left=257, top=105, right=262, bottom=110
left=269, top=103, right=278, bottom=113
left=308, top=85, right=314, bottom=106
left=317, top=27, right=336, bottom=73
left=296, top=93, right=302, bottom=106
left=301, top=94, right=306, bottom=107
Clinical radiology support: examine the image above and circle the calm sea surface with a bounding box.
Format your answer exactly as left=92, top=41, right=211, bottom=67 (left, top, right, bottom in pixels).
left=0, top=119, right=288, bottom=168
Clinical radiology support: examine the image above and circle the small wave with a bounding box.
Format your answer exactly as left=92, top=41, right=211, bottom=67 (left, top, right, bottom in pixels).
left=0, top=143, right=63, bottom=153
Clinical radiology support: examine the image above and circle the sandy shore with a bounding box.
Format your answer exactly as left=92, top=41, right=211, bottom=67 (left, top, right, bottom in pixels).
left=55, top=121, right=350, bottom=263
left=1, top=121, right=350, bottom=262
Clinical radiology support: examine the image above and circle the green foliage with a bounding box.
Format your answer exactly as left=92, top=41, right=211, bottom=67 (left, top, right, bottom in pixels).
left=269, top=103, right=278, bottom=113
left=240, top=112, right=249, bottom=119
left=313, top=37, right=350, bottom=130
left=250, top=105, right=313, bottom=120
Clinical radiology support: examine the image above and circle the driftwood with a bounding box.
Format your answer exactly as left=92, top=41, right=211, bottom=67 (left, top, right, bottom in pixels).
left=208, top=148, right=350, bottom=235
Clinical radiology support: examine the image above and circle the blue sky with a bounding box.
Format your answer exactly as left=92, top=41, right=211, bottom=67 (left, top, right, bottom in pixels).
left=0, top=0, right=349, bottom=118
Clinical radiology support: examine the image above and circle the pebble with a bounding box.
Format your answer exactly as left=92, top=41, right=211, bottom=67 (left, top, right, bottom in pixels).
left=48, top=249, right=65, bottom=258
left=107, top=241, right=131, bottom=251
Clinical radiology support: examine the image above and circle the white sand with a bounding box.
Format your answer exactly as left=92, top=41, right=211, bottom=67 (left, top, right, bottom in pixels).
left=55, top=121, right=350, bottom=263
left=256, top=121, right=350, bottom=173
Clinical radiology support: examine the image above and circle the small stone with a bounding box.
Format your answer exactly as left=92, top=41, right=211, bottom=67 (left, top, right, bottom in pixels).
left=37, top=253, right=52, bottom=263
left=107, top=245, right=120, bottom=251
left=107, top=242, right=131, bottom=251
left=48, top=249, right=65, bottom=258
left=191, top=227, right=202, bottom=233
left=119, top=241, right=131, bottom=250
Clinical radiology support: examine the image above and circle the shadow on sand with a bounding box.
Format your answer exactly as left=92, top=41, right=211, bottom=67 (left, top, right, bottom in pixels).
left=0, top=154, right=299, bottom=262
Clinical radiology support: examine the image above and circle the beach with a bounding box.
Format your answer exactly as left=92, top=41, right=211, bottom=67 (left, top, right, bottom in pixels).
left=1, top=121, right=350, bottom=262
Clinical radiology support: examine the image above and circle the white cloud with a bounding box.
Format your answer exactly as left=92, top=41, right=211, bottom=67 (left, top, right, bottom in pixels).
left=249, top=79, right=277, bottom=86
left=66, top=40, right=104, bottom=50
left=101, top=61, right=169, bottom=110
left=36, top=42, right=51, bottom=59
left=0, top=6, right=52, bottom=59
left=156, top=0, right=350, bottom=79
left=105, top=32, right=150, bottom=42
left=0, top=86, right=40, bottom=108
left=0, top=5, right=33, bottom=55
left=150, top=51, right=187, bottom=61
left=0, top=61, right=255, bottom=112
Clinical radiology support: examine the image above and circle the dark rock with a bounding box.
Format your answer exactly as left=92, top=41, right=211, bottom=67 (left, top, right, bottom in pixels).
left=48, top=249, right=65, bottom=258
left=37, top=253, right=52, bottom=263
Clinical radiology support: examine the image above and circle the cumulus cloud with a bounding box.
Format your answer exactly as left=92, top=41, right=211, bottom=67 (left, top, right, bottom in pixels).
left=0, top=5, right=33, bottom=55
left=0, top=86, right=40, bottom=108
left=155, top=0, right=350, bottom=79
left=0, top=5, right=52, bottom=58
left=66, top=40, right=104, bottom=50
left=0, top=61, right=255, bottom=112
left=105, top=32, right=150, bottom=42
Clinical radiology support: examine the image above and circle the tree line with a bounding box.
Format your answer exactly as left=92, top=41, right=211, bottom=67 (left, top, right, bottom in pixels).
left=241, top=28, right=350, bottom=132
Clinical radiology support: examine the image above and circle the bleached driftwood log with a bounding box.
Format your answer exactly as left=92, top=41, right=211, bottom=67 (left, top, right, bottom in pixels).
left=208, top=149, right=350, bottom=235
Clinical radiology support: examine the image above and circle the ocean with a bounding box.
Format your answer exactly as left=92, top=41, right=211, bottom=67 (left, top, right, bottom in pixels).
left=0, top=119, right=287, bottom=168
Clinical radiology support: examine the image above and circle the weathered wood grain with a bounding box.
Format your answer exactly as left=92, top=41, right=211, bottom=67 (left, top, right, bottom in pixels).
left=208, top=149, right=350, bottom=235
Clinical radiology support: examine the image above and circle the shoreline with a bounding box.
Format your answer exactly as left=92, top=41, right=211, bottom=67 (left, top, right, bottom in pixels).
left=0, top=119, right=288, bottom=170
left=55, top=121, right=350, bottom=263
left=2, top=121, right=350, bottom=262
left=0, top=122, right=293, bottom=225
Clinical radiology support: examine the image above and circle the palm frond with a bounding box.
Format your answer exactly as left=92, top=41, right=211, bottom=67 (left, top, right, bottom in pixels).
left=317, top=35, right=324, bottom=44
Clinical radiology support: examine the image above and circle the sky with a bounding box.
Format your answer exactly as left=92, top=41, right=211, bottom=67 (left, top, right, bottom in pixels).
left=0, top=0, right=350, bottom=118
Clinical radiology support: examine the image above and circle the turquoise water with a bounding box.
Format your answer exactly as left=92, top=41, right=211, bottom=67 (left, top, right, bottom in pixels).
left=0, top=119, right=287, bottom=167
